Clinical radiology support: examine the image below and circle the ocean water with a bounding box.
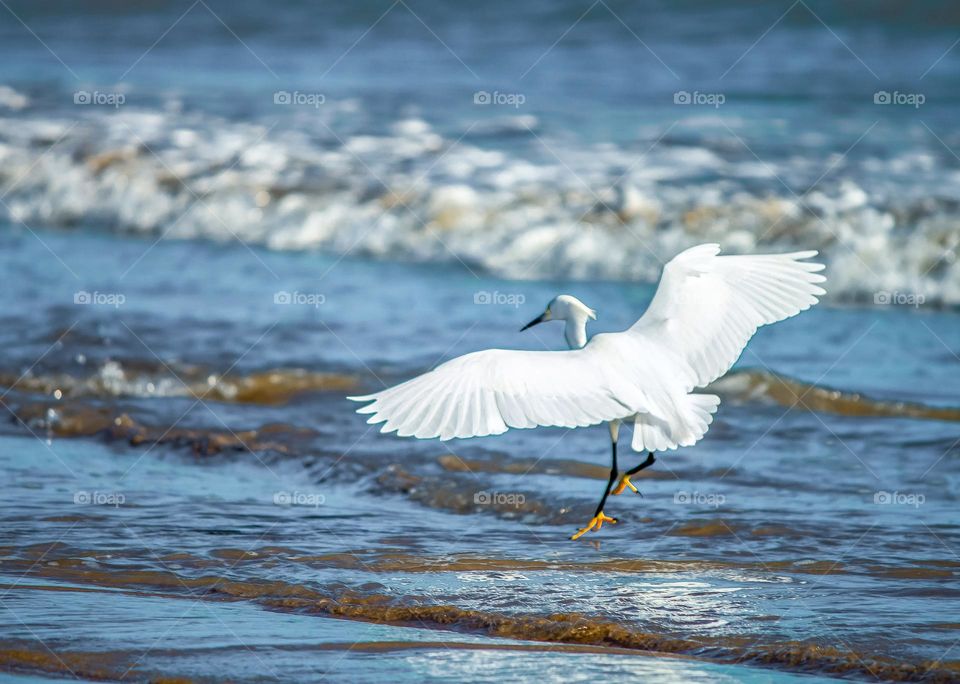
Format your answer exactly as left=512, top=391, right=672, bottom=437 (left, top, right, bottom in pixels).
left=1, top=1, right=959, bottom=682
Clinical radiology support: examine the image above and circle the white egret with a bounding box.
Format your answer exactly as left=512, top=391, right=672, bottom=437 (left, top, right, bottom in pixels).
left=349, top=244, right=826, bottom=539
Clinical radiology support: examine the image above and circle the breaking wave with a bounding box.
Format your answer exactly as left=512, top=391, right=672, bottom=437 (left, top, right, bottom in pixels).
left=0, top=102, right=958, bottom=304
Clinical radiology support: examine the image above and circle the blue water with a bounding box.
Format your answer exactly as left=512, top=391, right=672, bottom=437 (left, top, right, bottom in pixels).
left=1, top=0, right=959, bottom=301
left=0, top=229, right=958, bottom=681
left=1, top=2, right=960, bottom=682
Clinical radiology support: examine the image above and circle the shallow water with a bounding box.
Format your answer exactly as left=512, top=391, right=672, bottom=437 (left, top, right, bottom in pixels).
left=0, top=229, right=958, bottom=682
left=3, top=1, right=960, bottom=681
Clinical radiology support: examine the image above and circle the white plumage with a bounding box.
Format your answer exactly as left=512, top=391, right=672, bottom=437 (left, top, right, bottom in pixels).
left=349, top=244, right=825, bottom=452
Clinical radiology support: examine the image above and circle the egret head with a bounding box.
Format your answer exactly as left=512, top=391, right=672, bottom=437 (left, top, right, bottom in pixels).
left=520, top=294, right=596, bottom=331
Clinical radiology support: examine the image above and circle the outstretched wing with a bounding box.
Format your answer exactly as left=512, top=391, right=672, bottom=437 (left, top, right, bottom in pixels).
left=348, top=343, right=659, bottom=441
left=631, top=243, right=826, bottom=388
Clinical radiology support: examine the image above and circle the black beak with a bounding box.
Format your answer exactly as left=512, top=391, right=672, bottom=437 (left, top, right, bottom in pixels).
left=520, top=313, right=546, bottom=331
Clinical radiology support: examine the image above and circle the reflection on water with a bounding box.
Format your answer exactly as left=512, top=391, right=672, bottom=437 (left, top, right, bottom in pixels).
left=0, top=583, right=845, bottom=683
left=0, top=231, right=958, bottom=682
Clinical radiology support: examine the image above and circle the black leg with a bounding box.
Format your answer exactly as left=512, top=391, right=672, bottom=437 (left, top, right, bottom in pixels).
left=615, top=452, right=656, bottom=497
left=593, top=439, right=619, bottom=518
left=625, top=452, right=656, bottom=477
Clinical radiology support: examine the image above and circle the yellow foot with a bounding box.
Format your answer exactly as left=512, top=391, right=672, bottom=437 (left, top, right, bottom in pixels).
left=612, top=473, right=639, bottom=496
left=570, top=511, right=617, bottom=540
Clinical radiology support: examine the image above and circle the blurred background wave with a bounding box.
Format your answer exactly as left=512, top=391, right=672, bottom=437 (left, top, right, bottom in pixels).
left=1, top=0, right=958, bottom=302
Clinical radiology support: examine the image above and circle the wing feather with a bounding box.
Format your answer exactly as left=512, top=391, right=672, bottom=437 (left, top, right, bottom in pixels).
left=349, top=344, right=651, bottom=441
left=351, top=243, right=824, bottom=444
left=630, top=243, right=826, bottom=387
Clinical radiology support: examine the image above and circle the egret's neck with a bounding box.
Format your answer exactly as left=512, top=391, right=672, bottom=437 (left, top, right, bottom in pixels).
left=564, top=316, right=589, bottom=350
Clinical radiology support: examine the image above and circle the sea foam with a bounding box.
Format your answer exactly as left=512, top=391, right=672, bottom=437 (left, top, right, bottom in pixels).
left=0, top=107, right=957, bottom=305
